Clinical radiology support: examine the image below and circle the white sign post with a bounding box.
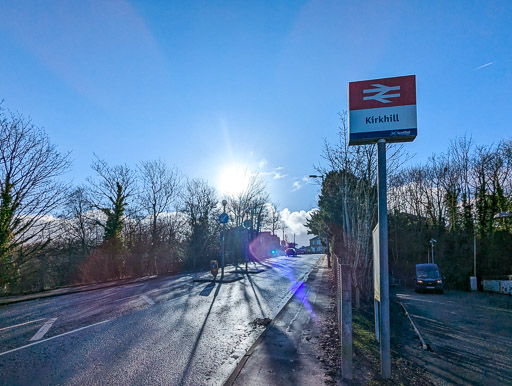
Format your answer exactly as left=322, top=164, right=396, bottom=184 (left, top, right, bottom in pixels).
left=348, top=75, right=417, bottom=379
left=373, top=225, right=380, bottom=342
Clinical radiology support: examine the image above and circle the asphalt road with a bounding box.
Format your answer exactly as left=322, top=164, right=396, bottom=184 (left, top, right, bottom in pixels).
left=395, top=289, right=512, bottom=385
left=0, top=254, right=324, bottom=385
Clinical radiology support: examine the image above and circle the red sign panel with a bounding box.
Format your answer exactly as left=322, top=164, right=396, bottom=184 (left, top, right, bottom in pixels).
left=349, top=75, right=416, bottom=111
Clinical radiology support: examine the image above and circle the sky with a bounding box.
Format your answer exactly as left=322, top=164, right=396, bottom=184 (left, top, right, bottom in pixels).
left=1, top=0, right=511, bottom=246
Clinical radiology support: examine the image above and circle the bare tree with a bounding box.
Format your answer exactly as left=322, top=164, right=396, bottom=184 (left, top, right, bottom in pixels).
left=0, top=109, right=70, bottom=286
left=87, top=156, right=137, bottom=279
left=60, top=185, right=97, bottom=253
left=137, top=159, right=181, bottom=273
left=88, top=156, right=137, bottom=242
left=226, top=172, right=269, bottom=230
left=314, top=111, right=409, bottom=307
left=181, top=178, right=219, bottom=268
left=265, top=202, right=282, bottom=235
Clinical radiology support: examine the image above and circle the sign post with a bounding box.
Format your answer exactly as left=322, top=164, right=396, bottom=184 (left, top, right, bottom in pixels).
left=377, top=139, right=390, bottom=378
left=219, top=200, right=229, bottom=279
left=348, top=75, right=417, bottom=379
left=372, top=225, right=380, bottom=342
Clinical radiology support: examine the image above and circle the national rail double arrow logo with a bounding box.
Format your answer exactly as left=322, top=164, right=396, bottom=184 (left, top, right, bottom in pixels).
left=363, top=84, right=400, bottom=104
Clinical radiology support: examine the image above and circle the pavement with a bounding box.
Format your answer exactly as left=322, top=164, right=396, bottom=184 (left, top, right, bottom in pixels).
left=226, top=256, right=333, bottom=386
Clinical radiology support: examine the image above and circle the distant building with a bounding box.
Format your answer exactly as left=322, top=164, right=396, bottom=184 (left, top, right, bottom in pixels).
left=309, top=236, right=326, bottom=253
left=251, top=231, right=282, bottom=259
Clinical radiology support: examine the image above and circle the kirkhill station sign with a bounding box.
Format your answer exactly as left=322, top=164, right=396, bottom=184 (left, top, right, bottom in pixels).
left=348, top=75, right=417, bottom=145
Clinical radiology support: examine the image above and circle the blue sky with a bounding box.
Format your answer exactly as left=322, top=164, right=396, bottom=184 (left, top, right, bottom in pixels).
left=1, top=0, right=511, bottom=227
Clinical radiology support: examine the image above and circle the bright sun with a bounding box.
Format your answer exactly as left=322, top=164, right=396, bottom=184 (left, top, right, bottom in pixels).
left=218, top=165, right=251, bottom=196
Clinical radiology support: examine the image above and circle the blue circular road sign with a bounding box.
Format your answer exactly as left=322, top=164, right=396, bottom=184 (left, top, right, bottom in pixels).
left=219, top=212, right=229, bottom=224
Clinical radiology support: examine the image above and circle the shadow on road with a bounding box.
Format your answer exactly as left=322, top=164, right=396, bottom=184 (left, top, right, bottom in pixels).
left=178, top=281, right=223, bottom=385
left=199, top=282, right=216, bottom=297
left=244, top=273, right=266, bottom=317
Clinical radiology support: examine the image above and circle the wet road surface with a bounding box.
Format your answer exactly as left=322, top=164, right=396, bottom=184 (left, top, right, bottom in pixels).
left=0, top=254, right=323, bottom=385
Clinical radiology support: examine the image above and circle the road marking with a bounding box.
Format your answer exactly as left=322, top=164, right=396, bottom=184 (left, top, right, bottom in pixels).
left=113, top=294, right=139, bottom=303
left=141, top=295, right=154, bottom=305
left=29, top=318, right=57, bottom=341
left=0, top=319, right=110, bottom=357
left=0, top=318, right=46, bottom=332
left=286, top=287, right=313, bottom=332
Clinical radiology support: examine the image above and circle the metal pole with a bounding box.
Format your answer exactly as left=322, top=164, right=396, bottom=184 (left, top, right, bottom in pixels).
left=473, top=234, right=477, bottom=277
left=221, top=222, right=225, bottom=279
left=431, top=242, right=435, bottom=265
left=326, top=234, right=331, bottom=268
left=377, top=139, right=391, bottom=378
left=221, top=200, right=227, bottom=279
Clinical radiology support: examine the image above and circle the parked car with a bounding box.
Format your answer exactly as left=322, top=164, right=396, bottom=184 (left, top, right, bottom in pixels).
left=285, top=248, right=297, bottom=257
left=415, top=263, right=444, bottom=293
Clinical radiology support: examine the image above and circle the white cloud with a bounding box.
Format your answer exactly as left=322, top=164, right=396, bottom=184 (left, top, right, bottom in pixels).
left=292, top=181, right=301, bottom=191
left=475, top=61, right=494, bottom=70
left=261, top=166, right=287, bottom=180
left=258, top=158, right=268, bottom=168
left=280, top=208, right=318, bottom=247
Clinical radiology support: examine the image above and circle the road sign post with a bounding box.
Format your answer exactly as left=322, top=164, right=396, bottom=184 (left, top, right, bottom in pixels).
left=377, top=139, right=391, bottom=378
left=219, top=201, right=229, bottom=279
left=348, top=74, right=417, bottom=379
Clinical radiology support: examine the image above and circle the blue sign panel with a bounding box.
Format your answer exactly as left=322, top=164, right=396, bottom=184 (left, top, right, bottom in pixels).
left=219, top=212, right=229, bottom=224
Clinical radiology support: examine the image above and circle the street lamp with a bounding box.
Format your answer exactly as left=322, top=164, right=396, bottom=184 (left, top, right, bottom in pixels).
left=221, top=199, right=227, bottom=279
left=309, top=174, right=324, bottom=181
left=429, top=239, right=437, bottom=264
left=309, top=173, right=331, bottom=268
left=494, top=211, right=511, bottom=219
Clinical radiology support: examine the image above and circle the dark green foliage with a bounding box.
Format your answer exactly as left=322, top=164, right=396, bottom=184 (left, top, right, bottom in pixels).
left=0, top=180, right=15, bottom=282
left=101, top=182, right=126, bottom=241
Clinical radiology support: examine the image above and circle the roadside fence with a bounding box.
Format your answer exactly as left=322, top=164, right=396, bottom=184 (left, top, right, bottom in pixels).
left=332, top=254, right=353, bottom=379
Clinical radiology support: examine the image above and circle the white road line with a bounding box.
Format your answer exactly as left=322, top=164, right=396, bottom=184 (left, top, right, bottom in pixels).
left=286, top=287, right=313, bottom=332
left=29, top=318, right=57, bottom=341
left=0, top=319, right=111, bottom=357
left=0, top=318, right=46, bottom=332
left=141, top=295, right=154, bottom=305
left=113, top=294, right=139, bottom=303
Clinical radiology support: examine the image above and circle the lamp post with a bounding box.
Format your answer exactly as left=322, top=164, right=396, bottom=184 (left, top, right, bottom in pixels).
left=430, top=239, right=437, bottom=265
left=221, top=199, right=227, bottom=279
left=309, top=174, right=331, bottom=268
